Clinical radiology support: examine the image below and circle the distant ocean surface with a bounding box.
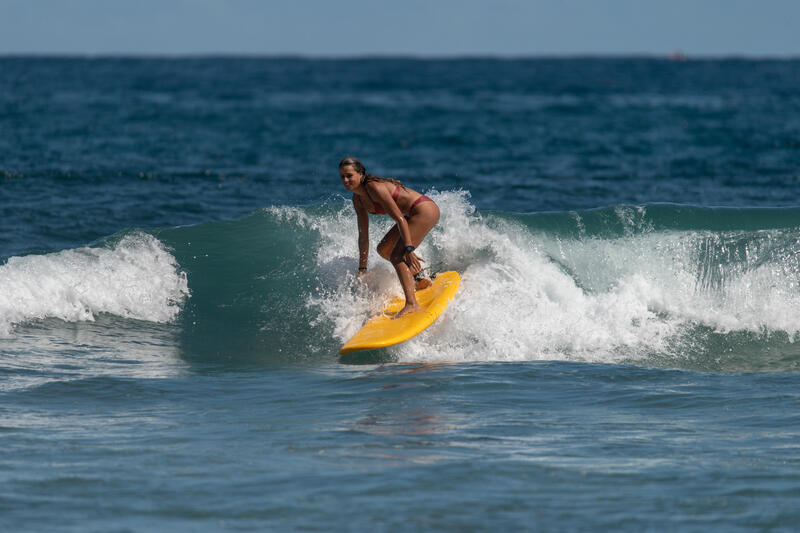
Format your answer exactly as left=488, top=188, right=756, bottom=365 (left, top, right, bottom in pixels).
left=2, top=57, right=800, bottom=531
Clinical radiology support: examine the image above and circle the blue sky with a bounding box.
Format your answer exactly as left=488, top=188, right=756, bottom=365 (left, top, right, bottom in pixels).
left=1, top=0, right=798, bottom=57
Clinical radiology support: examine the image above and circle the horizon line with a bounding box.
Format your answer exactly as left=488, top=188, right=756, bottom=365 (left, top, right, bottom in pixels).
left=2, top=51, right=799, bottom=61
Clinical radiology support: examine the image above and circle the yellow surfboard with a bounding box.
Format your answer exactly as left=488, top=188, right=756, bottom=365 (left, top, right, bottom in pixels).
left=339, top=271, right=461, bottom=355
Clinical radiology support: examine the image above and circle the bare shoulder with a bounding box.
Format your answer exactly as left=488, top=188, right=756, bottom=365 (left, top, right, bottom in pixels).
left=367, top=180, right=397, bottom=199
left=353, top=194, right=369, bottom=212
left=365, top=180, right=384, bottom=193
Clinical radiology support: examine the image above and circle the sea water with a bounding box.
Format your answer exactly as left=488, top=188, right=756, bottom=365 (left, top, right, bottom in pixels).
left=2, top=57, right=800, bottom=531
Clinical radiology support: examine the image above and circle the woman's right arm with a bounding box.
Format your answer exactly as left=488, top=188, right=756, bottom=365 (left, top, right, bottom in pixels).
left=353, top=196, right=369, bottom=274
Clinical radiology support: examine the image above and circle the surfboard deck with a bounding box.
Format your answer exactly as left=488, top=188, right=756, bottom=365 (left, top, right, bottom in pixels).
left=339, top=271, right=461, bottom=355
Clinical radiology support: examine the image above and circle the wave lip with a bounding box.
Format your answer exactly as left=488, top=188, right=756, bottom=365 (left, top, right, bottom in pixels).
left=0, top=232, right=189, bottom=336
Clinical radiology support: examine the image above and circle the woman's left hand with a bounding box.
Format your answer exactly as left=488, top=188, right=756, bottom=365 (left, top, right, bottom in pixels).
left=405, top=251, right=424, bottom=275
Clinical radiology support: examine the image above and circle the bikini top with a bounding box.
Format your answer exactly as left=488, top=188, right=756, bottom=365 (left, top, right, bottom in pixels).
left=362, top=184, right=400, bottom=215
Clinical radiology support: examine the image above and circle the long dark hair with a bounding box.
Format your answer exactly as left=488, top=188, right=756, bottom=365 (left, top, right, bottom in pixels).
left=338, top=157, right=404, bottom=189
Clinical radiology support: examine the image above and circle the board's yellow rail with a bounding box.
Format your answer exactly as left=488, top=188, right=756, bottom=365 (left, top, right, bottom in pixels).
left=339, top=271, right=461, bottom=355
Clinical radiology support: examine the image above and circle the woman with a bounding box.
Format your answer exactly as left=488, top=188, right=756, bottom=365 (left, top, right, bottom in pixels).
left=339, top=156, right=440, bottom=318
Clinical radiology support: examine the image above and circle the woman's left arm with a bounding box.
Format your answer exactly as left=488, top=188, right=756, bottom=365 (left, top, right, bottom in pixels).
left=367, top=182, right=419, bottom=271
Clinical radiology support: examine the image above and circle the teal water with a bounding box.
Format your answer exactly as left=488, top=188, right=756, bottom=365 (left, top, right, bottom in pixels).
left=4, top=363, right=800, bottom=531
left=2, top=57, right=800, bottom=531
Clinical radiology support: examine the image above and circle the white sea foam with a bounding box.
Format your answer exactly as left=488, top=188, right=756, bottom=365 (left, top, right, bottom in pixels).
left=303, top=193, right=800, bottom=363
left=0, top=232, right=190, bottom=336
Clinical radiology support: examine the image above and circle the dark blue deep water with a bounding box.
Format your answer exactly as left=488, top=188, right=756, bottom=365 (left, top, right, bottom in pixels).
left=2, top=57, right=800, bottom=531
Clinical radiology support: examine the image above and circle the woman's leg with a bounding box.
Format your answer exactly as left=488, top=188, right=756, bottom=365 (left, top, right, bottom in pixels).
left=377, top=225, right=430, bottom=291
left=388, top=202, right=440, bottom=317
left=376, top=224, right=400, bottom=262
left=377, top=203, right=440, bottom=272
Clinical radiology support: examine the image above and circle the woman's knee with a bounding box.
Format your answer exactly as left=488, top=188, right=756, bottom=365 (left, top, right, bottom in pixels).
left=389, top=247, right=406, bottom=265
left=376, top=242, right=392, bottom=260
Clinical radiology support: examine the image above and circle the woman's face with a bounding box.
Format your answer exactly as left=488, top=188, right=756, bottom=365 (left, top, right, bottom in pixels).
left=339, top=165, right=363, bottom=191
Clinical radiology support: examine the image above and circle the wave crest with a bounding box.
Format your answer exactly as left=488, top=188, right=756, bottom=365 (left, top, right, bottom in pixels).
left=304, top=196, right=800, bottom=365
left=0, top=232, right=189, bottom=336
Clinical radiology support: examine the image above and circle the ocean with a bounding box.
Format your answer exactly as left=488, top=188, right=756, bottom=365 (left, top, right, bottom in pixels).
left=2, top=56, right=800, bottom=531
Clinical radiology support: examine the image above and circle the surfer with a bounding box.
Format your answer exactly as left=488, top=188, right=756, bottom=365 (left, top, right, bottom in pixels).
left=339, top=156, right=440, bottom=318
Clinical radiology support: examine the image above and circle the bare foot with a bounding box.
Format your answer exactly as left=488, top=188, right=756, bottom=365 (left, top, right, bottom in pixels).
left=393, top=304, right=421, bottom=319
